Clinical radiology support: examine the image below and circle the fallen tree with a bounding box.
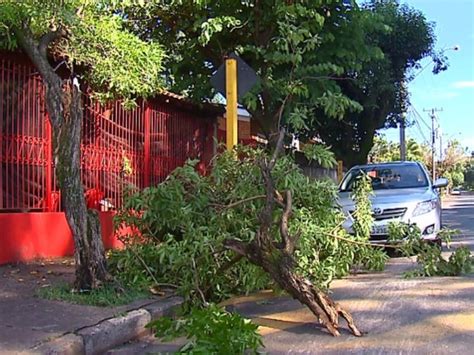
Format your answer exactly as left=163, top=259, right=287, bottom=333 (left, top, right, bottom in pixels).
left=223, top=131, right=360, bottom=336
left=112, top=132, right=387, bottom=336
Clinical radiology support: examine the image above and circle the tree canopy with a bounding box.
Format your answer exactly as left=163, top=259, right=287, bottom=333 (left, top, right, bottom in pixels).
left=0, top=0, right=164, bottom=106
left=121, top=0, right=441, bottom=163
left=438, top=140, right=468, bottom=188
left=309, top=0, right=439, bottom=167
left=122, top=0, right=381, bottom=141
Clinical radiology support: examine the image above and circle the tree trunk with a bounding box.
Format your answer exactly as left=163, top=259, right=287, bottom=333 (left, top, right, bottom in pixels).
left=224, top=130, right=362, bottom=337
left=53, top=84, right=108, bottom=290
left=14, top=27, right=108, bottom=290
left=225, top=240, right=361, bottom=337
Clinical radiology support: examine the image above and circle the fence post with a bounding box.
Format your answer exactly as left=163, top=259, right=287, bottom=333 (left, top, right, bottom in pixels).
left=45, top=115, right=53, bottom=212
left=143, top=101, right=151, bottom=187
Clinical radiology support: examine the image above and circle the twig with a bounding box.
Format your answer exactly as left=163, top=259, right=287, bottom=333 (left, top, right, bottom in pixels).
left=209, top=195, right=266, bottom=209
left=153, top=283, right=179, bottom=289
left=116, top=235, right=162, bottom=286
left=280, top=190, right=294, bottom=253
left=301, top=75, right=356, bottom=82
left=191, top=257, right=207, bottom=305
left=217, top=254, right=244, bottom=273
left=326, top=232, right=404, bottom=249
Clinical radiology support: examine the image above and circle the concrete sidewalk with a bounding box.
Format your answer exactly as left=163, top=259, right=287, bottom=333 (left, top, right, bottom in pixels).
left=0, top=260, right=182, bottom=354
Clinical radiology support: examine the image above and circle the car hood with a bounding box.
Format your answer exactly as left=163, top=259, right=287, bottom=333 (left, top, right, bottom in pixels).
left=338, top=187, right=435, bottom=209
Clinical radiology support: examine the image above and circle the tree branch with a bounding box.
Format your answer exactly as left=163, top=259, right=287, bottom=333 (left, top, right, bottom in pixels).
left=326, top=231, right=403, bottom=249
left=301, top=75, right=356, bottom=82
left=280, top=190, right=294, bottom=253
left=269, top=128, right=286, bottom=170
left=38, top=28, right=66, bottom=58
left=209, top=195, right=266, bottom=209
left=13, top=24, right=64, bottom=128
left=223, top=239, right=248, bottom=256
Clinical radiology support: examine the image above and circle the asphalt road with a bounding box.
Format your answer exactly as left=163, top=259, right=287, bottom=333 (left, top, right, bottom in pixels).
left=442, top=192, right=474, bottom=251
left=110, top=194, right=474, bottom=354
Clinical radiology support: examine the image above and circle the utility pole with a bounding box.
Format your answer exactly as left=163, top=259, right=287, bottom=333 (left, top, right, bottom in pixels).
left=439, top=128, right=443, bottom=161
left=424, top=108, right=443, bottom=181
left=399, top=115, right=406, bottom=161
left=399, top=81, right=407, bottom=161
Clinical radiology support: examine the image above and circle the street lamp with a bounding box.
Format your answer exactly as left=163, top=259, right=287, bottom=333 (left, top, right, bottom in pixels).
left=411, top=45, right=460, bottom=81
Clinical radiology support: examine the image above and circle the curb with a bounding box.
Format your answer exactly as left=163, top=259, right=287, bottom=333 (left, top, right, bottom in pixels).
left=30, top=296, right=183, bottom=355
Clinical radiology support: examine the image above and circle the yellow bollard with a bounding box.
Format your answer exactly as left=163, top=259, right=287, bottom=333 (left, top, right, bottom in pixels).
left=226, top=58, right=238, bottom=151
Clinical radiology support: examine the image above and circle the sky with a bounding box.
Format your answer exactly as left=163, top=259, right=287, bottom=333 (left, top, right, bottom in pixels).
left=383, top=0, right=474, bottom=155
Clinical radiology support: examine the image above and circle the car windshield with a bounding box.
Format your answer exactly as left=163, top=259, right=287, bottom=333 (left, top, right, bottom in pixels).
left=339, top=164, right=429, bottom=192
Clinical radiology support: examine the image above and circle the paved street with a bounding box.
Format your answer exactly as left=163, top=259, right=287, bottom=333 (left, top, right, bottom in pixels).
left=110, top=194, right=474, bottom=354
left=443, top=192, right=474, bottom=251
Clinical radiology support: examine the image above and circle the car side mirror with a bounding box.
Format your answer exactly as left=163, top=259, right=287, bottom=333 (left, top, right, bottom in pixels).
left=433, top=177, right=448, bottom=189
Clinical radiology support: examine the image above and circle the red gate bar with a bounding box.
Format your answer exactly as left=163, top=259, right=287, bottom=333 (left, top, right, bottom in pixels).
left=1, top=51, right=220, bottom=213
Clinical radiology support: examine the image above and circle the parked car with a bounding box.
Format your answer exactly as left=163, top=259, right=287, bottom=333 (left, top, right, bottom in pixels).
left=450, top=187, right=461, bottom=195
left=338, top=161, right=448, bottom=243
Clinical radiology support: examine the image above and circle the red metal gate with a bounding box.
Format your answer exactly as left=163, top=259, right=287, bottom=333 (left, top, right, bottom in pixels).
left=1, top=52, right=216, bottom=213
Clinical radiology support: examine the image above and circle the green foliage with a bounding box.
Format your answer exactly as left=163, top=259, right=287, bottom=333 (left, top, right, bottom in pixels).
left=111, top=146, right=388, bottom=304
left=464, top=160, right=474, bottom=190
left=0, top=0, right=164, bottom=103
left=302, top=143, right=337, bottom=169
left=121, top=1, right=382, bottom=139
left=351, top=173, right=374, bottom=240
left=388, top=222, right=473, bottom=277
left=369, top=135, right=429, bottom=164
left=312, top=0, right=439, bottom=167
left=147, top=304, right=263, bottom=354
left=437, top=140, right=468, bottom=189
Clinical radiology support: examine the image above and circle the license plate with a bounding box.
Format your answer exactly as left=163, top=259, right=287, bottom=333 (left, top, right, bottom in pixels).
left=371, top=224, right=387, bottom=235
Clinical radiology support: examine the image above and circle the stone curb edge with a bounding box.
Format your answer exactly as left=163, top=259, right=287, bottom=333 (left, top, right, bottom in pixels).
left=30, top=296, right=183, bottom=355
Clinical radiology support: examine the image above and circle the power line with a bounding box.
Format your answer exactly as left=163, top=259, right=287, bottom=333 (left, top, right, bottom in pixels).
left=423, top=108, right=443, bottom=181
left=411, top=105, right=431, bottom=130
left=407, top=105, right=430, bottom=145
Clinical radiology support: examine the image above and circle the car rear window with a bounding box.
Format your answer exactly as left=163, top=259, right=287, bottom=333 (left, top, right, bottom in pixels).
left=339, top=164, right=428, bottom=192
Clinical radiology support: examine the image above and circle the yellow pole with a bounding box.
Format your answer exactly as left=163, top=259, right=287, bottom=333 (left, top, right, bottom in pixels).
left=226, top=58, right=238, bottom=151
left=337, top=160, right=344, bottom=182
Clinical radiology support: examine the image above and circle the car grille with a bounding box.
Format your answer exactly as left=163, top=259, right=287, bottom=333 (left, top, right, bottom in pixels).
left=374, top=207, right=407, bottom=220
left=350, top=207, right=407, bottom=221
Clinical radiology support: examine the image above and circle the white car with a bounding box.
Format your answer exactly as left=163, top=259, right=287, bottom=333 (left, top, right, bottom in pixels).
left=450, top=188, right=461, bottom=195
left=338, top=161, right=448, bottom=243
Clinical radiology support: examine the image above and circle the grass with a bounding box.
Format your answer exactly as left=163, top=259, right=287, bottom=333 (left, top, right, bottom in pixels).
left=37, top=282, right=150, bottom=307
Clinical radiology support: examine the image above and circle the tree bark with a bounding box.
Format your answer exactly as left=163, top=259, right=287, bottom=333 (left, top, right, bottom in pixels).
left=224, top=130, right=362, bottom=337
left=53, top=84, right=108, bottom=290
left=14, top=26, right=108, bottom=290
left=224, top=239, right=361, bottom=337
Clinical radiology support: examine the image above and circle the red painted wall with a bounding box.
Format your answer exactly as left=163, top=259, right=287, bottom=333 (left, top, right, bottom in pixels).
left=0, top=212, right=123, bottom=265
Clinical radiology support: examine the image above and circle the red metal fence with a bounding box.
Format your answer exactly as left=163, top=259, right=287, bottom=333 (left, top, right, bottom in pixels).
left=1, top=52, right=216, bottom=212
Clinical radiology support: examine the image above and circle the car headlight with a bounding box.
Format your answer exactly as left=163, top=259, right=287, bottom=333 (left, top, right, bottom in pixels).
left=413, top=199, right=437, bottom=217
